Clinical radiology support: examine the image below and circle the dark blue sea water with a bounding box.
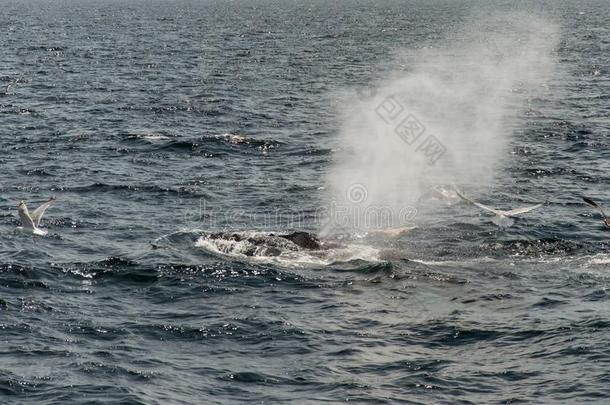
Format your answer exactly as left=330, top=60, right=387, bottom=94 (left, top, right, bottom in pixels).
left=1, top=0, right=609, bottom=403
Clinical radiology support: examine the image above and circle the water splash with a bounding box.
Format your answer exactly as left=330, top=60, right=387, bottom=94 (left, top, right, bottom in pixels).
left=324, top=12, right=559, bottom=233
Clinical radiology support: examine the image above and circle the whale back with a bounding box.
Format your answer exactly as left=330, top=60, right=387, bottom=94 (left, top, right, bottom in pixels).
left=279, top=231, right=321, bottom=250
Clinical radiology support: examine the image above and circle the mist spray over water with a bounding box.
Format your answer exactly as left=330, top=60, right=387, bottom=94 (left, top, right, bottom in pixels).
left=322, top=13, right=558, bottom=234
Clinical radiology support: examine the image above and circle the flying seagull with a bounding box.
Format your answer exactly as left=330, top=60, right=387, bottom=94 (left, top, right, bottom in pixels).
left=417, top=184, right=461, bottom=205
left=17, top=197, right=56, bottom=236
left=454, top=188, right=544, bottom=226
left=582, top=197, right=610, bottom=227
left=1, top=77, right=21, bottom=96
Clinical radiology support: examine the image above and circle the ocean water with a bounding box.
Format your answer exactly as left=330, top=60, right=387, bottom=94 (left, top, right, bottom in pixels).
left=1, top=0, right=609, bottom=404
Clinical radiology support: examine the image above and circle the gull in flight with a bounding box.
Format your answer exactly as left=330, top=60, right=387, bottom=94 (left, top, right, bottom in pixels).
left=454, top=187, right=545, bottom=227
left=1, top=76, right=21, bottom=96
left=17, top=197, right=56, bottom=236
left=417, top=184, right=461, bottom=205
left=582, top=197, right=610, bottom=228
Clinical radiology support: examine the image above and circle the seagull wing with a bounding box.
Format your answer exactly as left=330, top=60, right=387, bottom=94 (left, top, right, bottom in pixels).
left=503, top=203, right=545, bottom=217
left=582, top=197, right=608, bottom=219
left=454, top=188, right=504, bottom=216
left=30, top=197, right=55, bottom=227
left=19, top=204, right=35, bottom=229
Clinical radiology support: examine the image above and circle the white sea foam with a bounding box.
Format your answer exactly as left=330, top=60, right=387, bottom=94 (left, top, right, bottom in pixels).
left=195, top=232, right=382, bottom=268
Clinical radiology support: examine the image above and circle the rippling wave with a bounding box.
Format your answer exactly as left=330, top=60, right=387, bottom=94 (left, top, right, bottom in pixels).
left=1, top=0, right=609, bottom=403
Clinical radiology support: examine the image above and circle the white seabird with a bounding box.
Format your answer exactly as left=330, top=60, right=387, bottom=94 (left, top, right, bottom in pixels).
left=1, top=77, right=21, bottom=96
left=417, top=184, right=461, bottom=205
left=17, top=197, right=56, bottom=236
left=582, top=197, right=610, bottom=228
left=454, top=188, right=544, bottom=227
